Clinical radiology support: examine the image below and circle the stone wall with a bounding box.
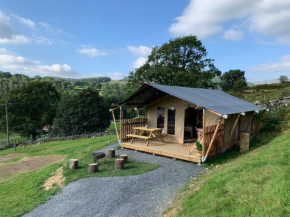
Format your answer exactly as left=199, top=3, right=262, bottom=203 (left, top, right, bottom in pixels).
left=254, top=96, right=290, bottom=111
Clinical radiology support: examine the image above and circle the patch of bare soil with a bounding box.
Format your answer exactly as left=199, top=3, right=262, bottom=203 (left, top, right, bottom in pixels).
left=0, top=155, right=66, bottom=179
left=0, top=153, right=23, bottom=162
left=43, top=167, right=65, bottom=190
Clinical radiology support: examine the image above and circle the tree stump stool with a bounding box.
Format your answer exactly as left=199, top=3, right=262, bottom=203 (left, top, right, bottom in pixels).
left=107, top=149, right=115, bottom=158
left=88, top=163, right=98, bottom=173
left=69, top=159, right=78, bottom=170
left=115, top=159, right=124, bottom=170
left=120, top=154, right=128, bottom=164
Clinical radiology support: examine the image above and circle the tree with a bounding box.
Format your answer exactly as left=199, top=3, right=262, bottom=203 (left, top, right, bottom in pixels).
left=128, top=35, right=221, bottom=89
left=220, top=69, right=247, bottom=91
left=52, top=89, right=110, bottom=136
left=279, top=75, right=289, bottom=83
left=0, top=81, right=60, bottom=140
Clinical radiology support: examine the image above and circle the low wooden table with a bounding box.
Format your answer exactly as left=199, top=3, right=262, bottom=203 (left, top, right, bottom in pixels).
left=127, top=127, right=164, bottom=146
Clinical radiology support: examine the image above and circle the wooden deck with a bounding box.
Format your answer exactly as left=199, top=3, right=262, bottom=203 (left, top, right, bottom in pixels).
left=120, top=140, right=201, bottom=163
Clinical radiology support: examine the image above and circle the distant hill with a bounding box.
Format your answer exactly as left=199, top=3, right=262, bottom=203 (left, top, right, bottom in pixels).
left=253, top=79, right=280, bottom=85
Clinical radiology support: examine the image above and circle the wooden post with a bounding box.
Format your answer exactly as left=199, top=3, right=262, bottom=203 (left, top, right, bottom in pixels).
left=254, top=110, right=266, bottom=135
left=120, top=154, right=128, bottom=164
left=246, top=112, right=254, bottom=131
left=203, top=120, right=221, bottom=162
left=88, top=163, right=98, bottom=173
left=202, top=108, right=206, bottom=157
left=136, top=107, right=140, bottom=118
left=111, top=109, right=120, bottom=143
left=69, top=159, right=78, bottom=170
left=107, top=149, right=115, bottom=158
left=224, top=114, right=241, bottom=149
left=120, top=106, right=122, bottom=143
left=115, top=159, right=124, bottom=170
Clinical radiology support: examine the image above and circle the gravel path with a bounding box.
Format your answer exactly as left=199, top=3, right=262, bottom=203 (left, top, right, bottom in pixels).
left=24, top=144, right=205, bottom=217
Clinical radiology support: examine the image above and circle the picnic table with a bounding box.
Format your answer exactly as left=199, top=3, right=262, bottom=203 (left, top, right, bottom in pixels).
left=127, top=127, right=164, bottom=146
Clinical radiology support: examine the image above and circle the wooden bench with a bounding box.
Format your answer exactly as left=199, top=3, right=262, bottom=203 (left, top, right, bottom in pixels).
left=127, top=134, right=153, bottom=146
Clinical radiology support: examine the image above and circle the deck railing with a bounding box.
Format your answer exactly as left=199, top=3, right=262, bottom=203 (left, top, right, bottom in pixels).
left=120, top=118, right=147, bottom=142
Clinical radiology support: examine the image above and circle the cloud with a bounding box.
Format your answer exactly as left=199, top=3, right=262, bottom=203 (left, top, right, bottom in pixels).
left=133, top=57, right=147, bottom=69
left=107, top=72, right=125, bottom=80
left=11, top=14, right=35, bottom=29
left=77, top=47, right=107, bottom=58
left=0, top=11, right=30, bottom=44
left=39, top=22, right=72, bottom=37
left=169, top=0, right=290, bottom=45
left=32, top=36, right=52, bottom=45
left=248, top=55, right=290, bottom=73
left=223, top=28, right=244, bottom=41
left=128, top=46, right=152, bottom=56
left=0, top=51, right=79, bottom=78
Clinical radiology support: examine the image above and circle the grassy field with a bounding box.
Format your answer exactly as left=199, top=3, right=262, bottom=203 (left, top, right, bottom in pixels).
left=0, top=135, right=158, bottom=217
left=0, top=132, right=19, bottom=140
left=231, top=82, right=290, bottom=103
left=165, top=132, right=290, bottom=217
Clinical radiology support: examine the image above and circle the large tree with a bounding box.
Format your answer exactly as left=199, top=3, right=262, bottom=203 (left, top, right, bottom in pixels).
left=128, top=36, right=221, bottom=89
left=0, top=81, right=60, bottom=140
left=52, top=89, right=110, bottom=136
left=220, top=69, right=247, bottom=91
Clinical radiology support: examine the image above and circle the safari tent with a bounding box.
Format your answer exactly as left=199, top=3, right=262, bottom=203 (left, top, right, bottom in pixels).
left=111, top=83, right=264, bottom=163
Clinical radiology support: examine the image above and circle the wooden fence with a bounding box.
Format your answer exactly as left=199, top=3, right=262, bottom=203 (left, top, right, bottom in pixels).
left=120, top=118, right=147, bottom=142
left=203, top=124, right=225, bottom=159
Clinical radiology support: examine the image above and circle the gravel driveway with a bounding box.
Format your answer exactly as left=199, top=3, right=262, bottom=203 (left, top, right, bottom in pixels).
left=24, top=144, right=205, bottom=217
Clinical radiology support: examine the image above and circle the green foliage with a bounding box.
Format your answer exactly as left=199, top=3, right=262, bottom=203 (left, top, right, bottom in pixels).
left=0, top=81, right=60, bottom=140
left=166, top=131, right=290, bottom=217
left=52, top=89, right=110, bottom=136
left=128, top=35, right=221, bottom=89
left=196, top=141, right=202, bottom=152
left=279, top=75, right=289, bottom=83
left=220, top=69, right=247, bottom=91
left=0, top=71, right=112, bottom=99
left=0, top=135, right=159, bottom=217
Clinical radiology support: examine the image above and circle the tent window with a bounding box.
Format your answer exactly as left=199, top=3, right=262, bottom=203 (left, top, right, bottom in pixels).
left=167, top=107, right=175, bottom=135
left=157, top=107, right=165, bottom=128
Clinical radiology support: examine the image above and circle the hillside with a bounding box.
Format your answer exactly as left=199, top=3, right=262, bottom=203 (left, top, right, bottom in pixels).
left=165, top=131, right=290, bottom=217
left=229, top=82, right=290, bottom=103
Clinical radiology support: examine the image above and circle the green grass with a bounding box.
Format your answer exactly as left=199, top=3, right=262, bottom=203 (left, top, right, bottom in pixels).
left=107, top=122, right=120, bottom=131
left=165, top=132, right=290, bottom=217
left=0, top=132, right=19, bottom=140
left=0, top=135, right=158, bottom=217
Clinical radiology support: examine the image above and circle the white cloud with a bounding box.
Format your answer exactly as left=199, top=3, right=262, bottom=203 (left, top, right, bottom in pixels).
left=0, top=35, right=30, bottom=44
left=223, top=28, right=244, bottom=41
left=77, top=47, right=107, bottom=58
left=133, top=57, right=147, bottom=69
left=0, top=11, right=30, bottom=44
left=107, top=72, right=125, bottom=80
left=127, top=46, right=152, bottom=56
left=32, top=36, right=52, bottom=45
left=12, top=14, right=35, bottom=29
left=39, top=21, right=73, bottom=38
left=169, top=0, right=290, bottom=45
left=0, top=51, right=79, bottom=78
left=248, top=55, right=290, bottom=73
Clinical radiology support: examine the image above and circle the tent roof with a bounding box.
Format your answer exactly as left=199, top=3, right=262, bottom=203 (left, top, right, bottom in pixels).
left=121, top=83, right=264, bottom=115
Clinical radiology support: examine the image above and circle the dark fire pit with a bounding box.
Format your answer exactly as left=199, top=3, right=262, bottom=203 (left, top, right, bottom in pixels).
left=92, top=151, right=106, bottom=163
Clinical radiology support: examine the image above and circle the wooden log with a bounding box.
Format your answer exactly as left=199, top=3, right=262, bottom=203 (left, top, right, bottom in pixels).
left=107, top=149, right=115, bottom=158
left=69, top=159, right=78, bottom=170
left=115, top=159, right=124, bottom=170
left=88, top=163, right=98, bottom=173
left=120, top=154, right=128, bottom=164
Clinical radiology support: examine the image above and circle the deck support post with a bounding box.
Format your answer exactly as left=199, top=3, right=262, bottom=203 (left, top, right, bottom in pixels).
left=202, top=117, right=222, bottom=163
left=254, top=110, right=266, bottom=135
left=120, top=106, right=123, bottom=143
left=110, top=108, right=120, bottom=144
left=224, top=114, right=241, bottom=150
left=202, top=108, right=206, bottom=157
left=246, top=112, right=254, bottom=131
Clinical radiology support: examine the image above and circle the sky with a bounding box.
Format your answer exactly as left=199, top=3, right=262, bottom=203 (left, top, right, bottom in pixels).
left=0, top=0, right=290, bottom=82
